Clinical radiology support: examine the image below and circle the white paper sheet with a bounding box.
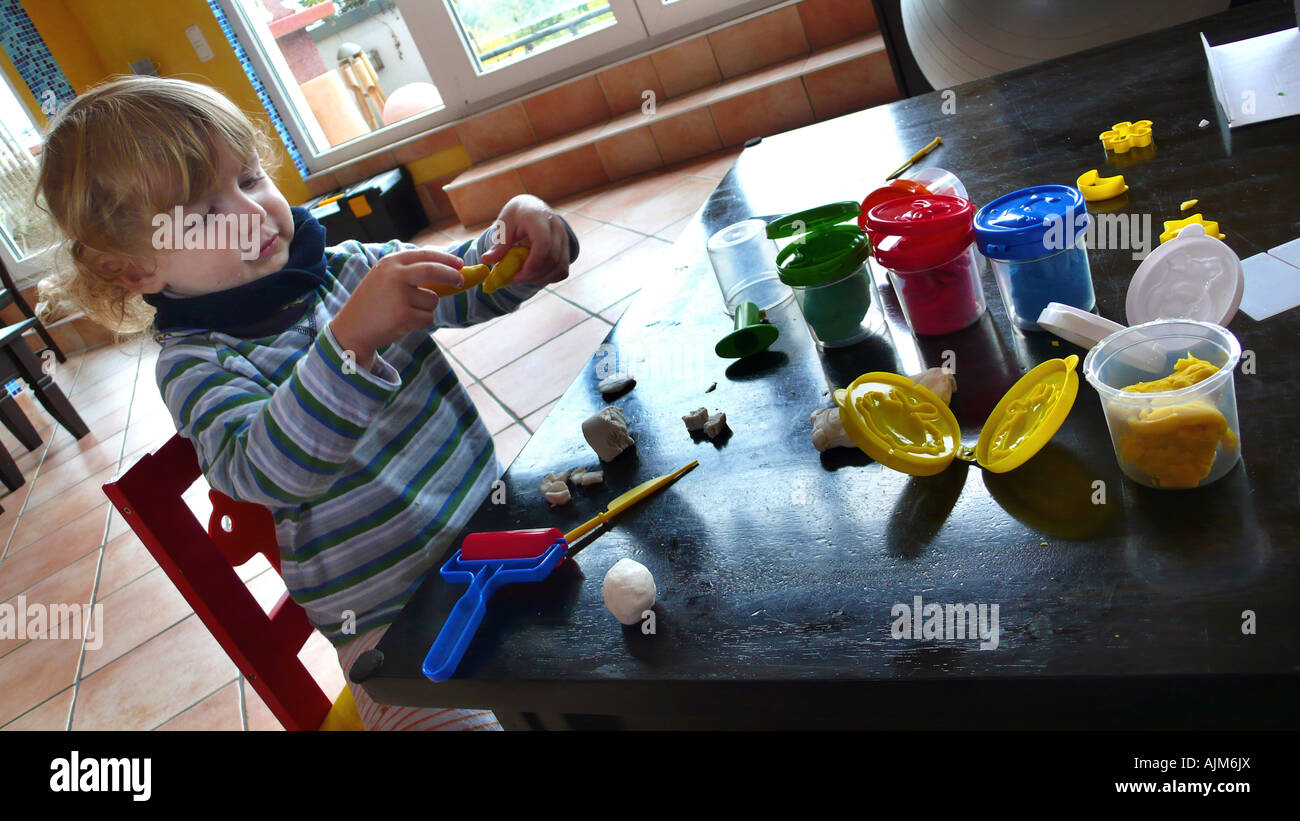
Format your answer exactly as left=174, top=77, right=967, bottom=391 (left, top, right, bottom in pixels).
left=1201, top=27, right=1300, bottom=127
left=1240, top=252, right=1300, bottom=321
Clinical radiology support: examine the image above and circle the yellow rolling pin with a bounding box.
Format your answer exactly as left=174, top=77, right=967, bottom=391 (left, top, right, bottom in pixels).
left=428, top=245, right=531, bottom=297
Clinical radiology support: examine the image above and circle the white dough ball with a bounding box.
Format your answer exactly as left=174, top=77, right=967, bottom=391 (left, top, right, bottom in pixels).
left=602, top=558, right=657, bottom=625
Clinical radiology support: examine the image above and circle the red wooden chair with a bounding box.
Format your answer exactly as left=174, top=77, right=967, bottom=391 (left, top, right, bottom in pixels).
left=103, top=434, right=361, bottom=731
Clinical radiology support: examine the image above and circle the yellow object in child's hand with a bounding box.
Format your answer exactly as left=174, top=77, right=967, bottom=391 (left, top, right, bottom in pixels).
left=427, top=264, right=489, bottom=297
left=483, top=245, right=530, bottom=294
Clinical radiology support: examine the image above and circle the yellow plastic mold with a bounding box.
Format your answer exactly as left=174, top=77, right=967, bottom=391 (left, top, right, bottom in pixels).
left=1159, top=213, right=1226, bottom=244
left=1099, top=120, right=1154, bottom=153
left=1076, top=169, right=1128, bottom=201
left=833, top=356, right=1080, bottom=476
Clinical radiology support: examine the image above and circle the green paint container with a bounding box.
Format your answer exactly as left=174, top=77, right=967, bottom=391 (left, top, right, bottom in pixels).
left=767, top=202, right=877, bottom=348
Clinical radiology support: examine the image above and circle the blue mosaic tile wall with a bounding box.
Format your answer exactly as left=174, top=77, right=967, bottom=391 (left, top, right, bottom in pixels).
left=207, top=0, right=307, bottom=176
left=0, top=0, right=76, bottom=119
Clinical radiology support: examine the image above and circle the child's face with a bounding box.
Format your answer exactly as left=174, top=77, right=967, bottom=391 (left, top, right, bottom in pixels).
left=139, top=149, right=294, bottom=296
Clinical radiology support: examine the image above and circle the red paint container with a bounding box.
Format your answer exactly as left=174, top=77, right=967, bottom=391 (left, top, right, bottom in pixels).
left=864, top=195, right=986, bottom=336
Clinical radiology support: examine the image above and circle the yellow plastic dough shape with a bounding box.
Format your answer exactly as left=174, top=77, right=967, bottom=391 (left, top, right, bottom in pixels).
left=1159, top=214, right=1225, bottom=244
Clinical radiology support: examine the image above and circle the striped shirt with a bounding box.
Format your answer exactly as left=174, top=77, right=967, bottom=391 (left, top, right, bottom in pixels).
left=155, top=234, right=545, bottom=646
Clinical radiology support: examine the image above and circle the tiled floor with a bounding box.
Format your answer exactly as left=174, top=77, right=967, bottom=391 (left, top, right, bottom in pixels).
left=0, top=148, right=738, bottom=731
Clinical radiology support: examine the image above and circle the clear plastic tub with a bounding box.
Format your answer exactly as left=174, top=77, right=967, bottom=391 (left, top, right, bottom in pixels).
left=706, top=219, right=793, bottom=316
left=789, top=257, right=878, bottom=348
left=884, top=242, right=986, bottom=335
left=1082, top=319, right=1242, bottom=489
left=986, top=232, right=1096, bottom=331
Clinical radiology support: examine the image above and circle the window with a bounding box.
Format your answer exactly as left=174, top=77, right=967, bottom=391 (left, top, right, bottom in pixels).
left=217, top=0, right=785, bottom=172
left=0, top=71, right=58, bottom=285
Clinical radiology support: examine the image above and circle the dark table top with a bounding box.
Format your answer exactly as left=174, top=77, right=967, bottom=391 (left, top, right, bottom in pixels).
left=361, top=1, right=1300, bottom=728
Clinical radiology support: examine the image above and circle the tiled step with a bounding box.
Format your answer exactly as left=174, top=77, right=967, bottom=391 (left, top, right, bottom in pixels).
left=443, top=33, right=895, bottom=226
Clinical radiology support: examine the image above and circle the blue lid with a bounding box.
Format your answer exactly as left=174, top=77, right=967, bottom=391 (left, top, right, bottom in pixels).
left=974, top=185, right=1090, bottom=261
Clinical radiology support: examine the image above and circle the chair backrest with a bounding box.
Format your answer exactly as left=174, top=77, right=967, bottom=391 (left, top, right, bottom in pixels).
left=102, top=434, right=331, bottom=730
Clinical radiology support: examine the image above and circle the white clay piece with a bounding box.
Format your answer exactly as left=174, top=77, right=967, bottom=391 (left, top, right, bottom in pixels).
left=810, top=407, right=855, bottom=452
left=569, top=466, right=604, bottom=485
left=602, top=558, right=657, bottom=625
left=703, top=412, right=728, bottom=439
left=682, top=407, right=708, bottom=431
left=539, top=473, right=571, bottom=506
left=912, top=367, right=956, bottom=404
left=597, top=373, right=636, bottom=395
left=582, top=406, right=634, bottom=462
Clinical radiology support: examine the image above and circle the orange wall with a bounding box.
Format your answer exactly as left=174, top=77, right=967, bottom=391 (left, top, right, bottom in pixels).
left=23, top=0, right=310, bottom=205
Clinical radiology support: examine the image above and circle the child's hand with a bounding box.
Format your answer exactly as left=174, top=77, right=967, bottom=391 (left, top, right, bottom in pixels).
left=479, top=195, right=571, bottom=287
left=330, top=248, right=463, bottom=369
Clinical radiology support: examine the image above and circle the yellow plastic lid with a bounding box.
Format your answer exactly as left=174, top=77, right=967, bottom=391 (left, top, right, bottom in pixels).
left=833, top=355, right=1079, bottom=475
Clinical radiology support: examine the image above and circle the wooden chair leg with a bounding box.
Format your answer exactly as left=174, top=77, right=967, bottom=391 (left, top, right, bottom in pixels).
left=0, top=440, right=24, bottom=492
left=0, top=393, right=42, bottom=451
left=6, top=342, right=88, bottom=440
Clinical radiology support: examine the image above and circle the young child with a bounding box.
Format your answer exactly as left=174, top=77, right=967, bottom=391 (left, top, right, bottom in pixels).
left=36, top=75, right=580, bottom=730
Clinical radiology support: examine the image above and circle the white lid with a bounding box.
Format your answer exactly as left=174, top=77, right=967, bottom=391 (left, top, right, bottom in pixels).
left=1126, top=223, right=1243, bottom=326
left=1037, top=303, right=1126, bottom=349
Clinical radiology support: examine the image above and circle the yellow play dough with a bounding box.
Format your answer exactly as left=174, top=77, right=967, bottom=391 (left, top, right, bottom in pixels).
left=1114, top=355, right=1236, bottom=488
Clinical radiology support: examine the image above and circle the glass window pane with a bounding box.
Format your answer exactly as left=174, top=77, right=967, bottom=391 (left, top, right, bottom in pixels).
left=235, top=0, right=446, bottom=152
left=0, top=83, right=56, bottom=261
left=444, top=0, right=617, bottom=74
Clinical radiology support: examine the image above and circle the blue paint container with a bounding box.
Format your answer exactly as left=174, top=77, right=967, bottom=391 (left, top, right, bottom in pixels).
left=974, top=185, right=1096, bottom=331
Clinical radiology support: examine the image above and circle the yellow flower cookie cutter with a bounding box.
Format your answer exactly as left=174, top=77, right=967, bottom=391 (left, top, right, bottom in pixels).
left=1099, top=120, right=1154, bottom=153
left=1076, top=169, right=1129, bottom=201
left=832, top=356, right=1080, bottom=476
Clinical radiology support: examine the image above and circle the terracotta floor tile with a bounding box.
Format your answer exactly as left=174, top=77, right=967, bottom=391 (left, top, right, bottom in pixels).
left=0, top=622, right=83, bottom=726
left=451, top=292, right=590, bottom=377
left=481, top=318, right=613, bottom=419
left=1, top=685, right=72, bottom=730
left=491, top=424, right=532, bottom=469
left=562, top=212, right=603, bottom=237
left=434, top=314, right=503, bottom=349
left=552, top=181, right=619, bottom=214
left=245, top=567, right=287, bottom=613
left=6, top=468, right=116, bottom=554
left=466, top=382, right=517, bottom=434
left=0, top=502, right=108, bottom=600
left=0, top=551, right=99, bottom=660
left=603, top=177, right=719, bottom=236
left=242, top=678, right=285, bottom=731
left=71, top=614, right=238, bottom=731
left=299, top=630, right=346, bottom=701
left=655, top=215, right=695, bottom=243
left=83, top=566, right=194, bottom=676
left=523, top=400, right=559, bottom=433
left=24, top=431, right=126, bottom=510
left=553, top=237, right=671, bottom=313
left=156, top=680, right=243, bottom=730
left=45, top=404, right=132, bottom=464
left=600, top=293, right=639, bottom=324
left=441, top=346, right=479, bottom=385
left=234, top=552, right=273, bottom=584
left=97, top=530, right=158, bottom=599
left=67, top=348, right=141, bottom=399
left=567, top=223, right=647, bottom=278
left=665, top=148, right=743, bottom=180
left=576, top=171, right=688, bottom=223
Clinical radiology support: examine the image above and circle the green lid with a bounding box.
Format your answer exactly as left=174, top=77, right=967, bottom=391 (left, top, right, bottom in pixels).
left=766, top=201, right=862, bottom=239
left=774, top=225, right=870, bottom=286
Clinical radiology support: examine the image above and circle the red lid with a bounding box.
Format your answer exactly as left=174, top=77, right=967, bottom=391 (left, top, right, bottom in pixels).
left=857, top=179, right=930, bottom=231
left=866, top=195, right=975, bottom=273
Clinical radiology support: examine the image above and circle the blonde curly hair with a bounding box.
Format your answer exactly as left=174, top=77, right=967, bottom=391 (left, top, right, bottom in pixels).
left=35, top=75, right=282, bottom=334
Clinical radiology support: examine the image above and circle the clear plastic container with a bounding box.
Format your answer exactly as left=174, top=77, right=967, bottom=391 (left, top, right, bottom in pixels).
left=885, top=243, right=986, bottom=335
left=1083, top=319, right=1242, bottom=489
left=706, top=219, right=793, bottom=316
left=985, top=232, right=1096, bottom=331
left=865, top=194, right=985, bottom=336
left=974, top=185, right=1097, bottom=331
left=788, top=258, right=877, bottom=347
